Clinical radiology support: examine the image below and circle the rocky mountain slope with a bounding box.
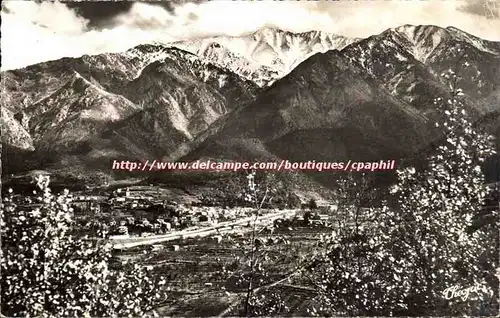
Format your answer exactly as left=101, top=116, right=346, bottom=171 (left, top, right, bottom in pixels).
left=93, top=50, right=259, bottom=162
left=173, top=28, right=359, bottom=86
left=1, top=45, right=258, bottom=176
left=2, top=25, right=499, bottom=184
left=343, top=25, right=500, bottom=109
left=183, top=25, right=500, bottom=169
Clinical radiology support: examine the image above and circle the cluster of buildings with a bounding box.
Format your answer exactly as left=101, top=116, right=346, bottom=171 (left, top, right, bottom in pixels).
left=108, top=188, right=156, bottom=210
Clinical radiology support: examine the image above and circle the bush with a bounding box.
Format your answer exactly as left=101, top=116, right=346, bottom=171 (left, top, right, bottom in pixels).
left=1, top=175, right=168, bottom=317
left=308, top=72, right=498, bottom=316
left=308, top=198, right=318, bottom=210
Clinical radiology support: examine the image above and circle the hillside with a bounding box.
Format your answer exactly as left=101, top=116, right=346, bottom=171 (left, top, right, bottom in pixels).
left=183, top=25, right=500, bottom=176
left=2, top=25, right=499, bottom=186
left=1, top=45, right=259, bottom=177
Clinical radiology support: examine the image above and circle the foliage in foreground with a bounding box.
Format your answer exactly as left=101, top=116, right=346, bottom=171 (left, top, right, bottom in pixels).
left=307, top=70, right=498, bottom=316
left=1, top=175, right=168, bottom=317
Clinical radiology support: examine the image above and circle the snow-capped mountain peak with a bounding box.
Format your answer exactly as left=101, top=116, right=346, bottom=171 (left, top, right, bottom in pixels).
left=172, top=28, right=359, bottom=86
left=391, top=24, right=500, bottom=62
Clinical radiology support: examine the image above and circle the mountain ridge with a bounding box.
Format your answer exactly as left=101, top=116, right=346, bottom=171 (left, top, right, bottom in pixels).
left=1, top=44, right=259, bottom=176
left=180, top=25, right=500, bottom=180
left=171, top=27, right=360, bottom=86
left=1, top=24, right=499, bottom=186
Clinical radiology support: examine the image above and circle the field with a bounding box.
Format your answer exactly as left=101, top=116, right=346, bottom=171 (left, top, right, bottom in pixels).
left=112, top=213, right=335, bottom=316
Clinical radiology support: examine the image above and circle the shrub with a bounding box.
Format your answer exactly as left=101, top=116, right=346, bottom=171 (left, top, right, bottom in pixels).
left=308, top=198, right=318, bottom=210
left=308, top=71, right=498, bottom=316
left=1, top=175, right=168, bottom=317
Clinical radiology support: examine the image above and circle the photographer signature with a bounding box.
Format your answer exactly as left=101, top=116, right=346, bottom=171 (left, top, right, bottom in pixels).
left=442, top=283, right=494, bottom=301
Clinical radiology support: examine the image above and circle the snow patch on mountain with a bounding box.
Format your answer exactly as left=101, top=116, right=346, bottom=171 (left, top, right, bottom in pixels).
left=124, top=44, right=173, bottom=73
left=446, top=26, right=500, bottom=56
left=172, top=28, right=359, bottom=86
left=393, top=25, right=500, bottom=63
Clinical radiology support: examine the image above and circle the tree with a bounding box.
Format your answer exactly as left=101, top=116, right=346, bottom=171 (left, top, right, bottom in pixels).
left=1, top=175, right=168, bottom=317
left=305, top=173, right=392, bottom=316
left=241, top=171, right=275, bottom=316
left=218, top=171, right=301, bottom=317
left=308, top=198, right=318, bottom=210
left=328, top=173, right=378, bottom=236
left=307, top=69, right=498, bottom=316
left=385, top=69, right=497, bottom=315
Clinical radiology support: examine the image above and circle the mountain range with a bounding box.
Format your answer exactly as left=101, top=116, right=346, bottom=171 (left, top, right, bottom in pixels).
left=1, top=25, right=499, bottom=186
left=172, top=28, right=359, bottom=86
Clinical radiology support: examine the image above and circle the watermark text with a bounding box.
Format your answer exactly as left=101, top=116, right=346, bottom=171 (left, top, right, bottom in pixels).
left=111, top=159, right=397, bottom=172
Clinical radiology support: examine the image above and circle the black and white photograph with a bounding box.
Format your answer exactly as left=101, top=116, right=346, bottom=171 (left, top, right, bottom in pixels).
left=1, top=0, right=499, bottom=316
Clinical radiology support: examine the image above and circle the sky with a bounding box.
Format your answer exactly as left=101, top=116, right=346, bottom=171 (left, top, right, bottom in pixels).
left=1, top=0, right=500, bottom=71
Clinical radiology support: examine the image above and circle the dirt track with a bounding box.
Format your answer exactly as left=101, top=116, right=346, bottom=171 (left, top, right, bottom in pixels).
left=111, top=209, right=299, bottom=249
